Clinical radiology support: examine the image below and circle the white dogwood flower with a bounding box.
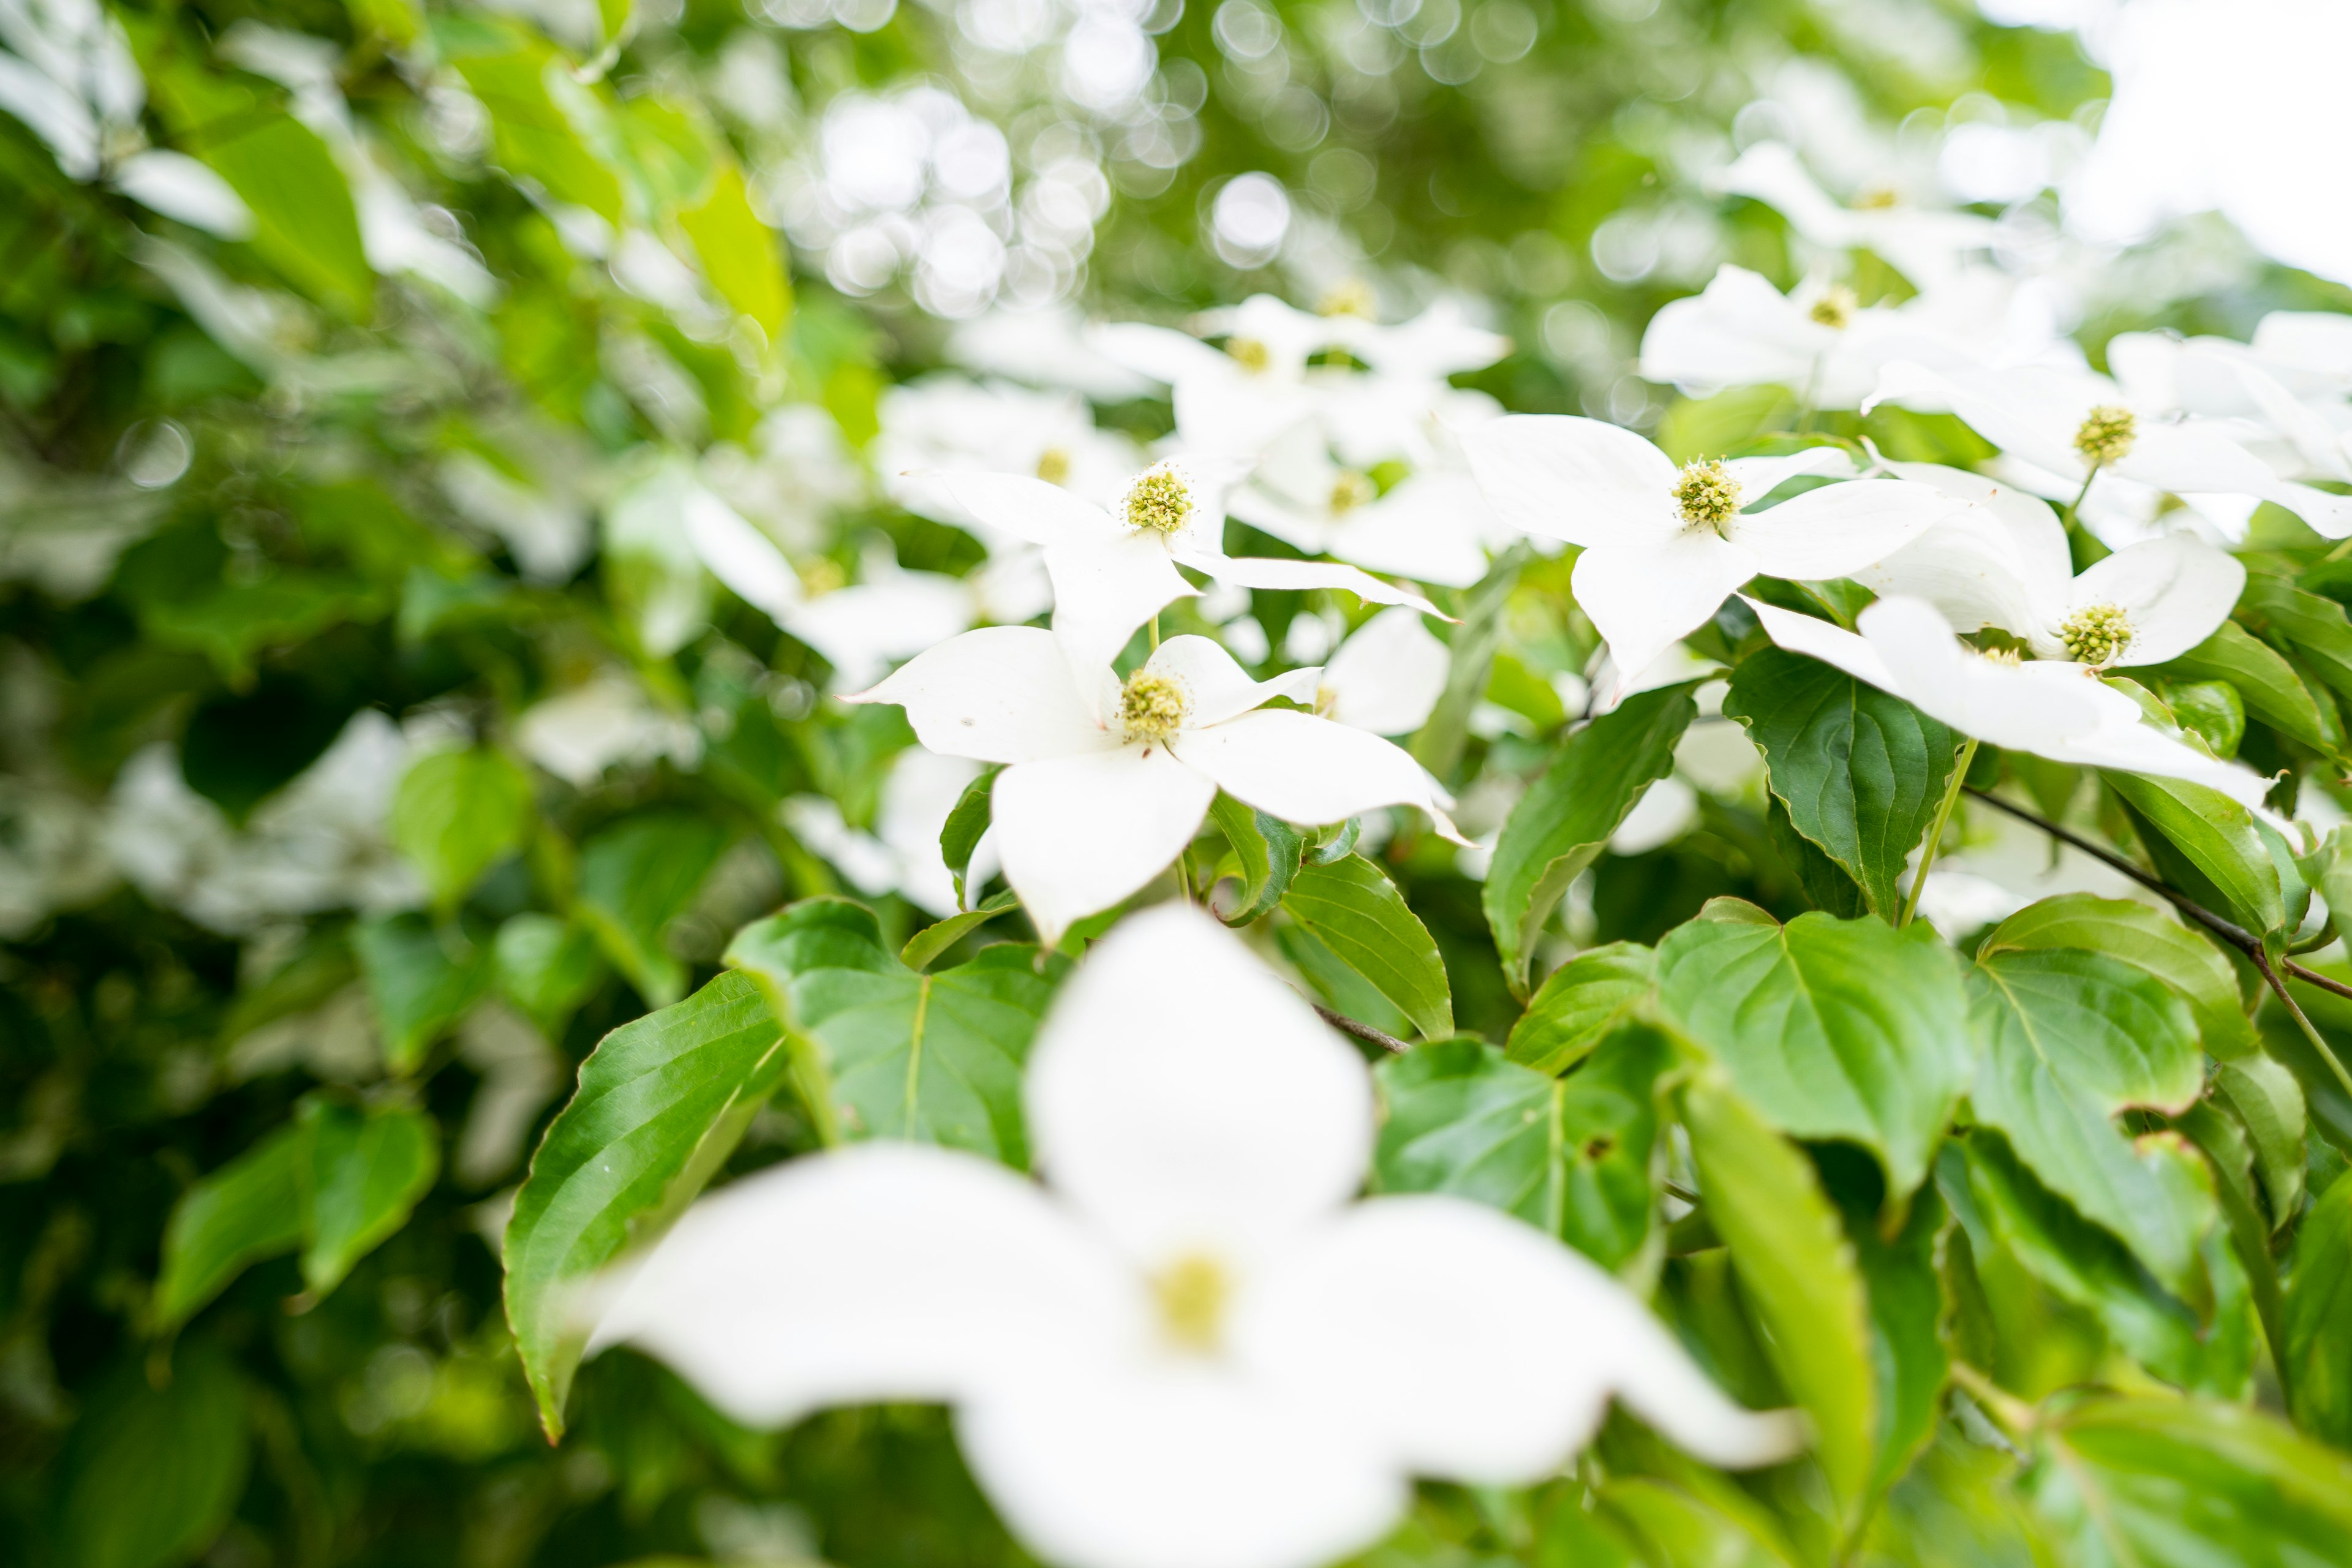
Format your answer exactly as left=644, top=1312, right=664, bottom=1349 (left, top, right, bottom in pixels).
left=1315, top=606, right=1452, bottom=736
left=847, top=628, right=1464, bottom=943
left=1855, top=460, right=2244, bottom=669
left=1093, top=296, right=1338, bottom=458
left=943, top=462, right=1439, bottom=677
left=589, top=906, right=1802, bottom=1568
left=781, top=749, right=993, bottom=919
left=1721, top=143, right=1997, bottom=293
left=1230, top=424, right=1503, bottom=589
left=1746, top=594, right=2276, bottom=811
left=1463, top=416, right=1965, bottom=696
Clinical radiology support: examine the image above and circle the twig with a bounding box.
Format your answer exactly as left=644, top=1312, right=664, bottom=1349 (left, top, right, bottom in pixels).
left=1312, top=1005, right=1410, bottom=1054
left=1964, top=787, right=2352, bottom=1098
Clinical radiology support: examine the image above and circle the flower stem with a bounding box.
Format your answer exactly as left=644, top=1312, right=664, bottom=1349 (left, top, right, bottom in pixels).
left=1148, top=612, right=1161, bottom=650
left=1899, top=738, right=1977, bottom=928
left=2063, top=463, right=2101, bottom=526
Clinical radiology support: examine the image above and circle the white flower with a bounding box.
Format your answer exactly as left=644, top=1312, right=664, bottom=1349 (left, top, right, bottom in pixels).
left=878, top=375, right=1145, bottom=537
left=1745, top=594, right=2277, bottom=812
left=1316, top=607, right=1452, bottom=736
left=1335, top=296, right=1512, bottom=382
left=1866, top=360, right=2352, bottom=538
left=515, top=671, right=702, bottom=790
left=1463, top=416, right=1965, bottom=697
left=782, top=749, right=995, bottom=919
left=589, top=906, right=1801, bottom=1568
left=1230, top=424, right=1501, bottom=590
left=1855, top=459, right=2243, bottom=668
left=847, top=628, right=1463, bottom=943
left=1092, top=297, right=1338, bottom=459
left=1720, top=143, right=1996, bottom=294
left=943, top=462, right=1439, bottom=678
left=948, top=304, right=1161, bottom=402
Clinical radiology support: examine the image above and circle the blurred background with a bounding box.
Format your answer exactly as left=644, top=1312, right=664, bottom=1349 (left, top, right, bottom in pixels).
left=0, top=0, right=2343, bottom=1564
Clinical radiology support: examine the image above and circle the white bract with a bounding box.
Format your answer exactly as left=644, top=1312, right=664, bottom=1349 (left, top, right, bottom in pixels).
left=590, top=906, right=1801, bottom=1568
left=847, top=628, right=1462, bottom=943
left=1745, top=594, right=2277, bottom=811
left=781, top=748, right=992, bottom=919
left=1463, top=415, right=1966, bottom=696
left=1093, top=296, right=1339, bottom=458
left=1721, top=143, right=1996, bottom=293
left=1315, top=606, right=1452, bottom=736
left=1230, top=424, right=1502, bottom=589
left=942, top=462, right=1439, bottom=677
left=1855, top=459, right=2244, bottom=669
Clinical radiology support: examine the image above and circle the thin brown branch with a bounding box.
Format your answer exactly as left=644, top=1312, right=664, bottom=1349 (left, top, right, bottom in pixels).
left=1312, top=1004, right=1411, bottom=1054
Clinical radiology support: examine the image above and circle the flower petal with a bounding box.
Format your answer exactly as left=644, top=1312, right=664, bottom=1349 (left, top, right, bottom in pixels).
left=1170, top=709, right=1467, bottom=843
left=994, top=745, right=1216, bottom=946
left=1243, top=1195, right=1804, bottom=1482
left=1728, top=477, right=1964, bottom=582
left=587, top=1142, right=1133, bottom=1427
left=682, top=489, right=801, bottom=619
left=848, top=626, right=1111, bottom=763
left=1855, top=461, right=2071, bottom=636
left=2066, top=535, right=2244, bottom=666
left=1178, top=550, right=1442, bottom=617
left=1023, top=903, right=1376, bottom=1264
left=1048, top=533, right=1201, bottom=677
left=959, top=1363, right=1400, bottom=1568
left=1637, top=264, right=1825, bottom=393
left=1460, top=414, right=1679, bottom=548
left=1321, top=606, right=1450, bottom=735
left=783, top=574, right=976, bottom=693
left=1324, top=472, right=1496, bottom=589
left=1743, top=595, right=1904, bottom=693
left=1572, top=530, right=1757, bottom=693
left=942, top=472, right=1120, bottom=548
left=1141, top=634, right=1317, bottom=727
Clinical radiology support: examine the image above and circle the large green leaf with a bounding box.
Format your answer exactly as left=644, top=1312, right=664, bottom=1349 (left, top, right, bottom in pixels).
left=56, top=1344, right=250, bottom=1568
left=2104, top=771, right=2286, bottom=936
left=440, top=24, right=626, bottom=221
left=1280, top=854, right=1452, bottom=1040
left=298, top=1100, right=440, bottom=1297
left=503, top=971, right=785, bottom=1437
left=1683, top=1076, right=1876, bottom=1520
left=352, top=914, right=493, bottom=1076
left=1978, top=894, right=2254, bottom=1059
left=153, top=1125, right=306, bottom=1333
left=2027, top=1396, right=2352, bottom=1567
left=1375, top=1027, right=1670, bottom=1270
left=2242, top=575, right=2352, bottom=704
left=1967, top=948, right=2208, bottom=1295
left=2283, top=1174, right=2352, bottom=1447
left=1506, top=941, right=1656, bottom=1075
left=1484, top=684, right=1695, bottom=997
left=179, top=103, right=374, bottom=318
left=1724, top=645, right=1959, bottom=918
left=574, top=812, right=734, bottom=1008
left=725, top=899, right=1068, bottom=1159
left=678, top=160, right=791, bottom=338
left=1657, top=905, right=1972, bottom=1197
left=2160, top=619, right=2332, bottom=752
left=392, top=747, right=536, bottom=912
left=1961, top=1133, right=2250, bottom=1396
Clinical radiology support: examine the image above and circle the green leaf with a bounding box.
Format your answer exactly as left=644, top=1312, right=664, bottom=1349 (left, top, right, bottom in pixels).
left=2284, top=1174, right=2352, bottom=1447
left=441, top=27, right=626, bottom=222
left=1274, top=921, right=1412, bottom=1039
left=678, top=160, right=791, bottom=337
left=198, top=115, right=374, bottom=318
left=2104, top=770, right=2286, bottom=936
left=1962, top=1132, right=2251, bottom=1396
left=2243, top=575, right=2352, bottom=704
left=2028, top=1396, right=2352, bottom=1566
left=1506, top=941, right=1656, bottom=1075
left=1967, top=947, right=2209, bottom=1294
left=153, top=1126, right=306, bottom=1333
left=352, top=914, right=493, bottom=1076
left=504, top=971, right=785, bottom=1437
left=1485, top=684, right=1697, bottom=996
left=2215, top=1055, right=2308, bottom=1226
left=1978, top=894, right=2255, bottom=1059
left=139, top=571, right=384, bottom=684
left=1411, top=541, right=1529, bottom=785
left=1682, top=1076, right=1876, bottom=1518
left=2160, top=619, right=2331, bottom=752
left=1724, top=644, right=1960, bottom=918
left=1763, top=792, right=1869, bottom=918
left=939, top=766, right=1000, bottom=906
left=1656, top=908, right=1972, bottom=1197
left=1208, top=791, right=1305, bottom=925
left=899, top=889, right=1019, bottom=973
left=1280, top=854, right=1452, bottom=1040
left=392, top=747, right=536, bottom=912
left=2158, top=677, right=2245, bottom=759
left=725, top=899, right=1068, bottom=1158
left=494, top=913, right=606, bottom=1038
left=1375, top=1027, right=1671, bottom=1270
left=298, top=1099, right=440, bottom=1297
left=574, top=812, right=734, bottom=1007
left=1842, top=1182, right=1948, bottom=1501
left=56, top=1344, right=250, bottom=1568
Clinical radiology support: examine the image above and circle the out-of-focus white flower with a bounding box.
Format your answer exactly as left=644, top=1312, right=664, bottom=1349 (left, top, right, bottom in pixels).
left=1857, top=459, right=2242, bottom=668
left=1093, top=298, right=1338, bottom=458
left=1721, top=143, right=1997, bottom=292
left=948, top=306, right=1158, bottom=402
left=516, top=673, right=702, bottom=790
left=1867, top=360, right=2352, bottom=538
left=1230, top=426, right=1500, bottom=590
left=1315, top=607, right=1450, bottom=736
left=1464, top=416, right=1964, bottom=697
left=591, top=906, right=1800, bottom=1568
left=0, top=778, right=113, bottom=937
left=782, top=748, right=995, bottom=919
left=848, top=628, right=1463, bottom=943
left=941, top=464, right=1439, bottom=677
left=1746, top=595, right=2277, bottom=811
left=1336, top=296, right=1512, bottom=383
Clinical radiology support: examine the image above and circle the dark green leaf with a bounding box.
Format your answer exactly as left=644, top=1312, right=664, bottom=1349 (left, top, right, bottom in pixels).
left=153, top=1126, right=306, bottom=1333
left=1763, top=791, right=1869, bottom=918
left=2283, top=1174, right=2352, bottom=1447
left=2105, top=771, right=2286, bottom=935
left=494, top=913, right=606, bottom=1038
left=575, top=813, right=733, bottom=1007
left=392, top=747, right=536, bottom=911
left=1485, top=684, right=1697, bottom=996
left=1978, top=894, right=2255, bottom=1060
left=939, top=766, right=1000, bottom=907
left=2243, top=575, right=2352, bottom=704
left=298, top=1099, right=440, bottom=1297
left=1208, top=791, right=1305, bottom=925
left=2215, top=1055, right=2308, bottom=1226
left=1657, top=907, right=1972, bottom=1197
left=1506, top=941, right=1656, bottom=1075
left=1274, top=920, right=1412, bottom=1039
left=1281, top=854, right=1452, bottom=1040
left=352, top=914, right=492, bottom=1076
left=1846, top=1183, right=1949, bottom=1501
left=2161, top=619, right=2331, bottom=752
left=57, top=1344, right=249, bottom=1568
left=899, top=889, right=1020, bottom=973
left=1724, top=644, right=1959, bottom=917
left=504, top=972, right=785, bottom=1436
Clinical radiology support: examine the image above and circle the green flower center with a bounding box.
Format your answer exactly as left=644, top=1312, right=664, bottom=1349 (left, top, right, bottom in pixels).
left=1227, top=336, right=1272, bottom=374
left=1317, top=279, right=1377, bottom=318
left=1328, top=470, right=1376, bottom=516
left=1123, top=463, right=1194, bottom=535
left=1119, top=669, right=1190, bottom=744
left=1673, top=459, right=1743, bottom=532
left=1034, top=447, right=1071, bottom=486
left=1808, top=286, right=1857, bottom=330
left=2073, top=404, right=2138, bottom=466
left=1150, top=1253, right=1231, bottom=1354
left=2059, top=603, right=2134, bottom=668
